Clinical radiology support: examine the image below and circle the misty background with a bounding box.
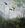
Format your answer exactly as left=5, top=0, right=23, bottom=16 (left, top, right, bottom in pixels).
left=0, top=0, right=25, bottom=20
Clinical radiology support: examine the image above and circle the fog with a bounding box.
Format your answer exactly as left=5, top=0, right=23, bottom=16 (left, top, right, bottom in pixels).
left=0, top=0, right=25, bottom=20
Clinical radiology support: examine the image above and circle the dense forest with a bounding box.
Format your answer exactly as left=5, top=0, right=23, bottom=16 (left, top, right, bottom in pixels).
left=0, top=16, right=25, bottom=28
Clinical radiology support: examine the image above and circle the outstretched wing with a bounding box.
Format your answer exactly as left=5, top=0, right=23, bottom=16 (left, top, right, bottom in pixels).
left=4, top=2, right=7, bottom=5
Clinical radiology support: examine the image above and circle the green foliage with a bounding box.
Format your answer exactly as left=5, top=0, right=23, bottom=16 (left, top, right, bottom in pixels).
left=22, top=0, right=25, bottom=3
left=17, top=3, right=22, bottom=7
left=0, top=16, right=25, bottom=28
left=17, top=0, right=21, bottom=2
left=0, top=16, right=2, bottom=23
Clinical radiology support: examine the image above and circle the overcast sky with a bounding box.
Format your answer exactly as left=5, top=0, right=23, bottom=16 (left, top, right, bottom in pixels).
left=0, top=0, right=25, bottom=20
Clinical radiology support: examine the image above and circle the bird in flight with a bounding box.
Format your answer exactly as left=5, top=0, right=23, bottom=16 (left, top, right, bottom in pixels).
left=4, top=2, right=7, bottom=5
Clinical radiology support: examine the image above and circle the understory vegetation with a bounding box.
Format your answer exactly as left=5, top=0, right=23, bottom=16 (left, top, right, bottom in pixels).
left=0, top=16, right=25, bottom=28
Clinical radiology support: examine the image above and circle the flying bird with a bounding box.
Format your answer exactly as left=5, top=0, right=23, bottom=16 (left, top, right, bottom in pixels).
left=4, top=2, right=7, bottom=5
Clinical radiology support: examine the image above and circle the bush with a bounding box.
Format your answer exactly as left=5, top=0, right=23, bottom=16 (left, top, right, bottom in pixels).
left=0, top=16, right=25, bottom=28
